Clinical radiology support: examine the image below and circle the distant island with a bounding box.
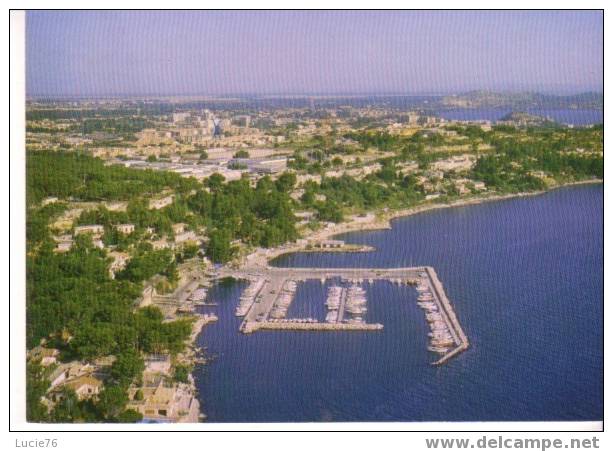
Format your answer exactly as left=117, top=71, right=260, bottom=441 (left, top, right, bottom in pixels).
left=497, top=111, right=557, bottom=127
left=440, top=91, right=603, bottom=110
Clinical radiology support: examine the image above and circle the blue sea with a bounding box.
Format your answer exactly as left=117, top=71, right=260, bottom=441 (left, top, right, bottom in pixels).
left=436, top=108, right=602, bottom=126
left=195, top=184, right=603, bottom=422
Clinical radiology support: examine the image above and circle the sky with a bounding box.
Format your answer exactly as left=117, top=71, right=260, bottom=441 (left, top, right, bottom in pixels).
left=25, top=10, right=603, bottom=97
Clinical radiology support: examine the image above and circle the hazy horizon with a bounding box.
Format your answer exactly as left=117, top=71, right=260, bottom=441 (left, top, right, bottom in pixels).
left=25, top=90, right=604, bottom=102
left=26, top=11, right=603, bottom=97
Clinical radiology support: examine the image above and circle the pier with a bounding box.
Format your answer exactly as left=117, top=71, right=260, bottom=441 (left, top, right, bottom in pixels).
left=420, top=267, right=469, bottom=365
left=221, top=266, right=425, bottom=284
left=253, top=321, right=383, bottom=332
left=336, top=287, right=348, bottom=322
left=220, top=265, right=468, bottom=364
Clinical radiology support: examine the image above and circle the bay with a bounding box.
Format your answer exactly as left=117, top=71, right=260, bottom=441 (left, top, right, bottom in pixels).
left=195, top=184, right=603, bottom=422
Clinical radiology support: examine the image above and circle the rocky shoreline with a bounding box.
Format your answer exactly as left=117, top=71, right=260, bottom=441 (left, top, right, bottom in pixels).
left=235, top=179, right=602, bottom=269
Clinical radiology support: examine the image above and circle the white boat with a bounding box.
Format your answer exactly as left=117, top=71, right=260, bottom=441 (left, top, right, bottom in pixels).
left=326, top=311, right=339, bottom=323
left=428, top=346, right=450, bottom=354
left=431, top=338, right=455, bottom=347
left=431, top=321, right=449, bottom=331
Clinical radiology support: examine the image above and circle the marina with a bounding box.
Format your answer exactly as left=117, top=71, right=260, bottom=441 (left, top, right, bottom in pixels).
left=219, top=265, right=468, bottom=364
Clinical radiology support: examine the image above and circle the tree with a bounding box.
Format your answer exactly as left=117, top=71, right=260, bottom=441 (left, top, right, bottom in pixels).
left=96, top=385, right=129, bottom=421
left=275, top=172, right=297, bottom=193
left=26, top=363, right=50, bottom=422
left=71, top=324, right=118, bottom=360
left=116, top=409, right=143, bottom=423
left=173, top=364, right=191, bottom=383
left=166, top=261, right=179, bottom=284
left=133, top=307, right=191, bottom=354
left=205, top=173, right=226, bottom=192
left=206, top=229, right=235, bottom=263
left=27, top=151, right=198, bottom=205
left=316, top=200, right=344, bottom=223
left=110, top=350, right=144, bottom=387
left=51, top=388, right=82, bottom=422
left=233, top=150, right=250, bottom=159
left=228, top=161, right=248, bottom=170
left=116, top=249, right=174, bottom=283
left=300, top=189, right=315, bottom=205
left=376, top=163, right=397, bottom=184
left=178, top=243, right=200, bottom=261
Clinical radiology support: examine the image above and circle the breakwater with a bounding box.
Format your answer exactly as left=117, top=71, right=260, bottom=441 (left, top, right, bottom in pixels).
left=245, top=321, right=384, bottom=333
left=423, top=267, right=469, bottom=365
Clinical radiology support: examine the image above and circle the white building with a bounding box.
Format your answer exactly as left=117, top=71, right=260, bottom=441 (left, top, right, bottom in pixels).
left=149, top=195, right=174, bottom=210
left=108, top=251, right=130, bottom=278
left=172, top=112, right=191, bottom=123
left=151, top=238, right=171, bottom=250
left=74, top=224, right=105, bottom=236
left=433, top=154, right=476, bottom=172
left=172, top=223, right=186, bottom=235
left=41, top=197, right=59, bottom=206
left=50, top=375, right=103, bottom=402
left=175, top=231, right=198, bottom=244
left=115, top=223, right=135, bottom=234
left=28, top=346, right=59, bottom=367
left=55, top=239, right=74, bottom=253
